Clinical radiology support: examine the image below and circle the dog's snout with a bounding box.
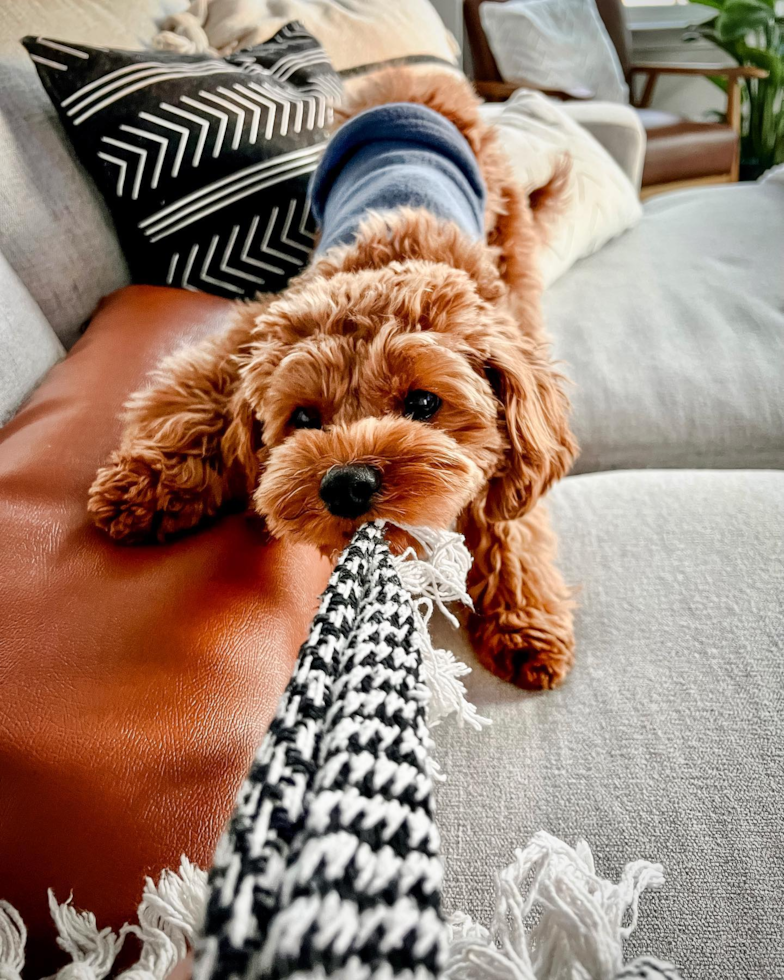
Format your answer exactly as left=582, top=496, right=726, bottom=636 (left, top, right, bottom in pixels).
left=319, top=464, right=382, bottom=519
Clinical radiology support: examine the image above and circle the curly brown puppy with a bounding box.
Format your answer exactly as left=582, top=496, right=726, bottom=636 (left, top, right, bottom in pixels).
left=88, top=69, right=577, bottom=690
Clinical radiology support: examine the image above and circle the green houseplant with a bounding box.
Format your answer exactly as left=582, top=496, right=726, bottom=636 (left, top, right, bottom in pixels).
left=687, top=0, right=784, bottom=178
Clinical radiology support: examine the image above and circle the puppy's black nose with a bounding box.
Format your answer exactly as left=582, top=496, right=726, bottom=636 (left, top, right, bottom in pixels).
left=319, top=464, right=382, bottom=519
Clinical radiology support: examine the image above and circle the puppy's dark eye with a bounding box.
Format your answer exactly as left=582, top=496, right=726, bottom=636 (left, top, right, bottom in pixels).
left=290, top=406, right=321, bottom=430
left=404, top=389, right=442, bottom=422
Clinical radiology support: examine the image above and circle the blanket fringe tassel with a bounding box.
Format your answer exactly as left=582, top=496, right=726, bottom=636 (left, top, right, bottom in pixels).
left=444, top=832, right=682, bottom=980
left=390, top=523, right=489, bottom=731
left=0, top=858, right=207, bottom=980
left=0, top=835, right=680, bottom=980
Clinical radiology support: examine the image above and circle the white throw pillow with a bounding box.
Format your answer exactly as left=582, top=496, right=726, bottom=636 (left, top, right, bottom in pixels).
left=155, top=0, right=460, bottom=69
left=480, top=0, right=628, bottom=103
left=493, top=90, right=642, bottom=287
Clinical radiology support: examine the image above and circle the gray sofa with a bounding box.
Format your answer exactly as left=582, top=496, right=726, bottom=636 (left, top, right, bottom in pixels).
left=434, top=180, right=784, bottom=978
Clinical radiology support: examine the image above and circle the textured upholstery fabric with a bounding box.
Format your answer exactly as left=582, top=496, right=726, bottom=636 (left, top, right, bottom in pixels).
left=493, top=90, right=642, bottom=287
left=0, top=252, right=64, bottom=425
left=547, top=183, right=784, bottom=473
left=433, top=468, right=784, bottom=979
left=0, top=286, right=330, bottom=975
left=557, top=98, right=646, bottom=190
left=0, top=56, right=130, bottom=348
left=0, top=0, right=182, bottom=346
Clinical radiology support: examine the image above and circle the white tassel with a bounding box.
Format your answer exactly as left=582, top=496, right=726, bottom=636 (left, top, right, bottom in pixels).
left=49, top=892, right=123, bottom=980
left=389, top=524, right=489, bottom=731
left=118, top=857, right=209, bottom=980
left=390, top=524, right=473, bottom=625
left=0, top=901, right=25, bottom=980
left=444, top=832, right=680, bottom=980
left=0, top=858, right=209, bottom=980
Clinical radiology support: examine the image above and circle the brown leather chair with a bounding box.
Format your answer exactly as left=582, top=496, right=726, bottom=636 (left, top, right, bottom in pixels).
left=464, top=0, right=767, bottom=196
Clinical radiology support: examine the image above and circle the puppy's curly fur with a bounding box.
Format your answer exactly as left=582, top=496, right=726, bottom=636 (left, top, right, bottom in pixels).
left=88, top=69, right=577, bottom=690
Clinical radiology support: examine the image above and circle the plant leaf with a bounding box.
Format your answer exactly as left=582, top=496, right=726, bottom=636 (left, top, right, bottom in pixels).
left=735, top=39, right=783, bottom=79
left=717, top=0, right=776, bottom=41
left=707, top=73, right=730, bottom=92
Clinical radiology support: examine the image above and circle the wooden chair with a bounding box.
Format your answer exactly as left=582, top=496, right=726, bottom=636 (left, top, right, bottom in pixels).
left=464, top=0, right=767, bottom=196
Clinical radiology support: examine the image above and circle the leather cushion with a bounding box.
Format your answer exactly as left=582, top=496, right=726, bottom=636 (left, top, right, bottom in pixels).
left=638, top=109, right=737, bottom=185
left=0, top=286, right=329, bottom=973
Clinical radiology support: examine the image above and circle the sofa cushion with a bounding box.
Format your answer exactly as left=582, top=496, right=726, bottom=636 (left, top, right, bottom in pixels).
left=0, top=55, right=130, bottom=348
left=0, top=286, right=329, bottom=975
left=0, top=252, right=64, bottom=425
left=547, top=182, right=784, bottom=473
left=0, top=0, right=185, bottom=346
left=492, top=90, right=642, bottom=288
left=433, top=469, right=784, bottom=977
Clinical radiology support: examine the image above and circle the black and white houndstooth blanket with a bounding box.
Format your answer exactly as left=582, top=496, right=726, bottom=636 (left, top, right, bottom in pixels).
left=191, top=521, right=682, bottom=980
left=194, top=521, right=447, bottom=980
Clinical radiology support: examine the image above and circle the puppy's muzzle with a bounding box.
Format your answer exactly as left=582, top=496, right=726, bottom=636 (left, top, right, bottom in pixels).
left=319, top=464, right=382, bottom=519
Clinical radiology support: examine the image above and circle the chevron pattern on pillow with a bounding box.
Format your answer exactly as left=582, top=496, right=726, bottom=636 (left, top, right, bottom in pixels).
left=24, top=24, right=342, bottom=299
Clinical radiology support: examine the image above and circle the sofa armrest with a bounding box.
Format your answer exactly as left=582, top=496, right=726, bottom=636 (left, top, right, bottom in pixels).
left=0, top=250, right=64, bottom=426
left=557, top=101, right=647, bottom=191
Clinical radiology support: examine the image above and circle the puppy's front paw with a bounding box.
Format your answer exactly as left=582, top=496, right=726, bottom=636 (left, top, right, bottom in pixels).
left=88, top=451, right=223, bottom=543
left=468, top=607, right=574, bottom=690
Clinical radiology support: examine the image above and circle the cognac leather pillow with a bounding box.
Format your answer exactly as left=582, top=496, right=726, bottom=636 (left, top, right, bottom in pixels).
left=0, top=286, right=329, bottom=973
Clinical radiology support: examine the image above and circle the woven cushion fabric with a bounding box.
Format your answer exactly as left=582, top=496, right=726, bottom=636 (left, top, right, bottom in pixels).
left=546, top=182, right=784, bottom=473
left=23, top=24, right=341, bottom=301
left=0, top=1, right=186, bottom=347
left=491, top=90, right=642, bottom=288
left=432, top=468, right=784, bottom=979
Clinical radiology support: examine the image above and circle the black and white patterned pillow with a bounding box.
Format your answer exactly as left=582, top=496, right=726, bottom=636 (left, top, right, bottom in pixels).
left=23, top=25, right=342, bottom=299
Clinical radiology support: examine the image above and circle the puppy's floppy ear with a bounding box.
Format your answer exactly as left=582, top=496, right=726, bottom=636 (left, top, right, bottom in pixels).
left=221, top=336, right=287, bottom=495
left=483, top=332, right=576, bottom=522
